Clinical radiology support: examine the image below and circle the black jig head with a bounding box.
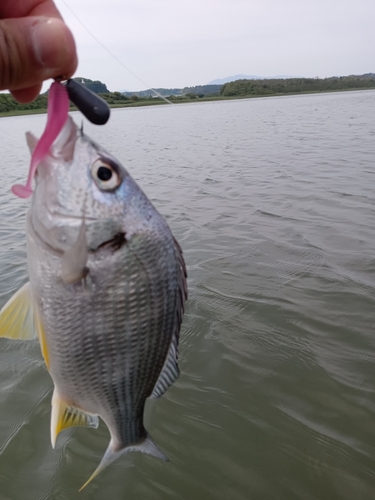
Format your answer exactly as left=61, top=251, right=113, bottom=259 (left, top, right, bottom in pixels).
left=65, top=79, right=110, bottom=125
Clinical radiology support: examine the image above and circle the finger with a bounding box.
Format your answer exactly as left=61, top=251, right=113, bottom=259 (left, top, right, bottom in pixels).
left=11, top=83, right=43, bottom=104
left=0, top=16, right=77, bottom=94
left=0, top=0, right=62, bottom=19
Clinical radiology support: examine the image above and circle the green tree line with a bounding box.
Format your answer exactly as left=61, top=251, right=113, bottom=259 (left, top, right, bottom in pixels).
left=2, top=74, right=375, bottom=114
left=0, top=90, right=152, bottom=113
left=0, top=93, right=49, bottom=113
left=0, top=77, right=111, bottom=113
left=220, top=75, right=375, bottom=97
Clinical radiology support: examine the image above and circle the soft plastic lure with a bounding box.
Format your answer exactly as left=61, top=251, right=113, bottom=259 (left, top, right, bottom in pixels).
left=12, top=79, right=110, bottom=199
left=12, top=81, right=70, bottom=199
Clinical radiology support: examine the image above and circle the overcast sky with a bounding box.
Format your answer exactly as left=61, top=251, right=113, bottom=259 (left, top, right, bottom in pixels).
left=54, top=0, right=374, bottom=92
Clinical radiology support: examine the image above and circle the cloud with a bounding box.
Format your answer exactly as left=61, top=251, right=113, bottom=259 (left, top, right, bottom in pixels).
left=54, top=0, right=375, bottom=91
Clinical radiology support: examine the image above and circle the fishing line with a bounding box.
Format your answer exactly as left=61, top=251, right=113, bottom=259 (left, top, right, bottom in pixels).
left=58, top=0, right=173, bottom=105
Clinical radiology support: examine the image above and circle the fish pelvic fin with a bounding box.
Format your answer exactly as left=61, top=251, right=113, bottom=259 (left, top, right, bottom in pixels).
left=0, top=282, right=51, bottom=367
left=79, top=433, right=168, bottom=491
left=51, top=389, right=99, bottom=448
left=0, top=282, right=37, bottom=341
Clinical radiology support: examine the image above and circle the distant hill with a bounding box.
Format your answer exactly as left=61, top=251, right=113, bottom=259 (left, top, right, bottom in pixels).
left=208, top=74, right=300, bottom=85
left=121, top=88, right=183, bottom=98
left=121, top=84, right=221, bottom=98
left=208, top=75, right=262, bottom=85
left=73, top=77, right=109, bottom=94
left=182, top=84, right=221, bottom=96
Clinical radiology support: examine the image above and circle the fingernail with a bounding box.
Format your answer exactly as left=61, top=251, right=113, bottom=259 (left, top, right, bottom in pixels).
left=32, top=18, right=69, bottom=69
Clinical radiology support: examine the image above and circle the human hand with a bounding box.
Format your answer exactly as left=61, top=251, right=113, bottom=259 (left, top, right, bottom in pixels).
left=0, top=0, right=77, bottom=103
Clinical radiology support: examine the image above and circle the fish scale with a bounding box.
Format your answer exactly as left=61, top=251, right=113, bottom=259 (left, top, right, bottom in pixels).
left=0, top=116, right=187, bottom=489
left=44, top=215, right=176, bottom=433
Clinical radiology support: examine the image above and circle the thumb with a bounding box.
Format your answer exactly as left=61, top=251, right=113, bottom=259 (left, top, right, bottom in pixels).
left=0, top=16, right=77, bottom=94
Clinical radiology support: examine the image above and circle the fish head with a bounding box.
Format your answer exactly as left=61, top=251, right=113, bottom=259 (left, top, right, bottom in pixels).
left=28, top=116, right=151, bottom=257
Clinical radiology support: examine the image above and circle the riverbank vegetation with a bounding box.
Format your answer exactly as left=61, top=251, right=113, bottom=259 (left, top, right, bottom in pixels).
left=1, top=74, right=374, bottom=117
left=220, top=74, right=375, bottom=97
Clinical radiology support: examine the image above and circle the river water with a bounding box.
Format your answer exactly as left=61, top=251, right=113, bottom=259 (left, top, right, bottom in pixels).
left=0, top=90, right=374, bottom=499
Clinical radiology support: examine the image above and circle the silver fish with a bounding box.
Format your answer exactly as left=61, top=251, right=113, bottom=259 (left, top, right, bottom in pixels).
left=0, top=117, right=187, bottom=489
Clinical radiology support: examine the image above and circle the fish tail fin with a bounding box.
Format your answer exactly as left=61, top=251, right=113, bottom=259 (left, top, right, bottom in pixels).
left=127, top=432, right=169, bottom=462
left=79, top=433, right=168, bottom=491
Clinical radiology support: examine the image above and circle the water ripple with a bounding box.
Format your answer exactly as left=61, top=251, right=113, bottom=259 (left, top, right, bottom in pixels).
left=1, top=90, right=375, bottom=499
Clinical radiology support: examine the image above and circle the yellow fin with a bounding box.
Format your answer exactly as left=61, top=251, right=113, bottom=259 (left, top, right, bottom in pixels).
left=0, top=282, right=50, bottom=367
left=0, top=282, right=38, bottom=341
left=51, top=390, right=99, bottom=448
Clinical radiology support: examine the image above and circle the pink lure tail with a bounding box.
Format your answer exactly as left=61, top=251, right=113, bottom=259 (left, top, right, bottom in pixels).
left=12, top=81, right=70, bottom=199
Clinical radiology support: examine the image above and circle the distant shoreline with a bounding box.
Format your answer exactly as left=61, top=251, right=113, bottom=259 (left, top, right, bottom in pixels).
left=1, top=87, right=374, bottom=118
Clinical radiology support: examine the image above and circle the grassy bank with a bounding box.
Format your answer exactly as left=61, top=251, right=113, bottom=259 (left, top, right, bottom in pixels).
left=1, top=85, right=375, bottom=118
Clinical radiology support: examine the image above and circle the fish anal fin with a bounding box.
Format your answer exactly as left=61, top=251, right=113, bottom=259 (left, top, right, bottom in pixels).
left=0, top=282, right=38, bottom=341
left=51, top=390, right=99, bottom=448
left=79, top=433, right=167, bottom=491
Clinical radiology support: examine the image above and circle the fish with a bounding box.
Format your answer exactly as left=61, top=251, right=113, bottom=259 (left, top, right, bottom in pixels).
left=0, top=116, right=187, bottom=489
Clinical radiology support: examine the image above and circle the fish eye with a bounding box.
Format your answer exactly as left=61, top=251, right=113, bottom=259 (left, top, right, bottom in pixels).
left=91, top=159, right=121, bottom=191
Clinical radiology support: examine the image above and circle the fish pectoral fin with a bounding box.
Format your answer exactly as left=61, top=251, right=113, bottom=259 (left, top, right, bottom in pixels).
left=51, top=390, right=99, bottom=448
left=26, top=131, right=39, bottom=154
left=79, top=433, right=168, bottom=491
left=0, top=282, right=39, bottom=341
left=61, top=220, right=88, bottom=285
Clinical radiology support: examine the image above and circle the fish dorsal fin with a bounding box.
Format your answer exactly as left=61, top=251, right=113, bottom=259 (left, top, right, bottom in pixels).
left=0, top=282, right=38, bottom=341
left=151, top=331, right=180, bottom=398
left=151, top=238, right=187, bottom=399
left=51, top=389, right=99, bottom=448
